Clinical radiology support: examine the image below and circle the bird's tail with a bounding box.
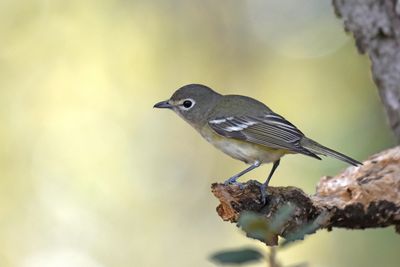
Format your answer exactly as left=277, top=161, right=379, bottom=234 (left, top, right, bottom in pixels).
left=300, top=137, right=362, bottom=166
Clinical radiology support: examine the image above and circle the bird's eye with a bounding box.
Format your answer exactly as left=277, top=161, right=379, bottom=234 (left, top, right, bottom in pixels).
left=182, top=100, right=193, bottom=108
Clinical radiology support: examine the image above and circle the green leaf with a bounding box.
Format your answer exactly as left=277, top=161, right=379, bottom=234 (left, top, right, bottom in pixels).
left=280, top=212, right=329, bottom=247
left=281, top=223, right=318, bottom=246
left=237, top=211, right=270, bottom=240
left=209, top=247, right=264, bottom=265
left=269, top=203, right=296, bottom=232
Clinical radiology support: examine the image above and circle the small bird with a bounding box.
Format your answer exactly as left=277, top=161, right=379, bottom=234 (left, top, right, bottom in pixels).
left=154, top=84, right=361, bottom=202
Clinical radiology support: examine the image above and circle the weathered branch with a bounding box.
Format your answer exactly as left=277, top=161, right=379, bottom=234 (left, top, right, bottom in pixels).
left=211, top=146, right=400, bottom=245
left=333, top=0, right=400, bottom=142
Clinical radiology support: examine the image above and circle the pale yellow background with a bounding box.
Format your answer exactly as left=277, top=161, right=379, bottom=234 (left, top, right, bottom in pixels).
left=0, top=0, right=397, bottom=267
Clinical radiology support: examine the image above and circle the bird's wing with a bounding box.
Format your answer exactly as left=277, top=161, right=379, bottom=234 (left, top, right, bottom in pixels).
left=208, top=113, right=321, bottom=159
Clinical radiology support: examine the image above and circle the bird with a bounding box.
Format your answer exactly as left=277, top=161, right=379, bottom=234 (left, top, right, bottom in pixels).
left=154, top=84, right=361, bottom=203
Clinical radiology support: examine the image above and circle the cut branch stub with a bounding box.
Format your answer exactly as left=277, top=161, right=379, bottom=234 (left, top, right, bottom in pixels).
left=211, top=146, right=400, bottom=245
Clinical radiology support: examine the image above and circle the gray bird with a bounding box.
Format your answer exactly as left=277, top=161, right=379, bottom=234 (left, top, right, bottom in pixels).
left=154, top=84, right=361, bottom=203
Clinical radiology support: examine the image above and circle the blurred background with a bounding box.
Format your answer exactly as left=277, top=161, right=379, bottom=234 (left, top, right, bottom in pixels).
left=0, top=0, right=397, bottom=266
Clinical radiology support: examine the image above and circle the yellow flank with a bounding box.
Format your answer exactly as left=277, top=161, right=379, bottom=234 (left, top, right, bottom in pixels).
left=200, top=124, right=291, bottom=164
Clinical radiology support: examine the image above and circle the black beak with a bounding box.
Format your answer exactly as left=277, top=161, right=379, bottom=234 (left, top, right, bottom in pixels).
left=153, top=100, right=173, bottom=109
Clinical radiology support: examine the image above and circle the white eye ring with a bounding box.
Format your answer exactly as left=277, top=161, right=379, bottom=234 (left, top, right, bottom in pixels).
left=179, top=98, right=195, bottom=111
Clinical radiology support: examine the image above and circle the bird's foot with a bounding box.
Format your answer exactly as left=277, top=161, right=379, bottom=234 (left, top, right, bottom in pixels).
left=259, top=183, right=268, bottom=205
left=223, top=176, right=244, bottom=189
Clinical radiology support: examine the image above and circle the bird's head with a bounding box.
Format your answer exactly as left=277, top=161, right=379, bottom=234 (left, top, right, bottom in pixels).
left=154, top=84, right=222, bottom=128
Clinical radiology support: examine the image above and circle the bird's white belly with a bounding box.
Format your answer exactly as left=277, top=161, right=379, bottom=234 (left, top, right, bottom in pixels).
left=202, top=133, right=284, bottom=164
left=217, top=139, right=281, bottom=163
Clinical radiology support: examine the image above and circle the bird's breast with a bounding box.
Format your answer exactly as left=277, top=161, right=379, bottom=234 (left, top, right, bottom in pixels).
left=199, top=125, right=286, bottom=164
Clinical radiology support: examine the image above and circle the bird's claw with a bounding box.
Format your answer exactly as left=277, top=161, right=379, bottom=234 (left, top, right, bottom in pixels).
left=224, top=177, right=244, bottom=189
left=259, top=183, right=268, bottom=205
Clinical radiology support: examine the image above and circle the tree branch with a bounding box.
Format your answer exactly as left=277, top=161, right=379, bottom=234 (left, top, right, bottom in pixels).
left=211, top=146, right=400, bottom=245
left=333, top=0, right=400, bottom=142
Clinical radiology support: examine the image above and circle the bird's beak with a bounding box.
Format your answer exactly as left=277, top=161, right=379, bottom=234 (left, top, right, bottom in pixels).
left=153, top=100, right=173, bottom=109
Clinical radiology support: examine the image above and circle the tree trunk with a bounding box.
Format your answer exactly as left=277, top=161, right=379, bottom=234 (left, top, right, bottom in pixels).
left=333, top=0, right=400, bottom=142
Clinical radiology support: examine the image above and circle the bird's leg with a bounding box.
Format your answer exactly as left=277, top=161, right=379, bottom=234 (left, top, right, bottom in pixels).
left=260, top=159, right=280, bottom=204
left=224, top=160, right=261, bottom=188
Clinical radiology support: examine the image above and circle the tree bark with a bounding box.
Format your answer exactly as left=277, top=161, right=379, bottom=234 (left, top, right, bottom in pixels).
left=333, top=0, right=400, bottom=142
left=212, top=146, right=400, bottom=245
